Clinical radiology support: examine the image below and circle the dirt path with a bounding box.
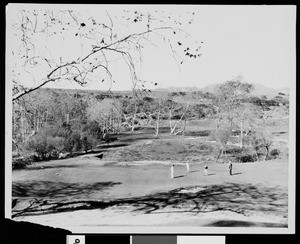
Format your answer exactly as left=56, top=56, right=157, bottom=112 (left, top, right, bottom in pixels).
left=12, top=156, right=288, bottom=230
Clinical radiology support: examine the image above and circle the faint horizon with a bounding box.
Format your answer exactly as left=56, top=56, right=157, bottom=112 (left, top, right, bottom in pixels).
left=42, top=79, right=290, bottom=93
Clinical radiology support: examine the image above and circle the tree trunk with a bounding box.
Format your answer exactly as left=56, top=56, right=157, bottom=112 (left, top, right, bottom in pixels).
left=131, top=102, right=137, bottom=132
left=45, top=111, right=48, bottom=125
left=264, top=146, right=269, bottom=161
left=240, top=120, right=243, bottom=148
left=112, top=116, right=116, bottom=134
left=155, top=112, right=160, bottom=136
left=170, top=114, right=186, bottom=135
left=20, top=108, right=24, bottom=142
left=169, top=110, right=172, bottom=132
left=66, top=112, right=70, bottom=125
left=255, top=150, right=259, bottom=162
left=182, top=119, right=187, bottom=135
left=216, top=147, right=224, bottom=163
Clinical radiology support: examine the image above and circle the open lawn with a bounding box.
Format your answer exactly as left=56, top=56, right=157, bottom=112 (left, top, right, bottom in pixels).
left=11, top=119, right=289, bottom=231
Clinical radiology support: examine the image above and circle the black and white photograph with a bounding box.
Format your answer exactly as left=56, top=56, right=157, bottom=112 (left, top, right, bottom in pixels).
left=5, top=4, right=296, bottom=234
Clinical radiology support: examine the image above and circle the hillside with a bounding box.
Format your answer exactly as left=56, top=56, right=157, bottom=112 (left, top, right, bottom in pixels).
left=250, top=83, right=289, bottom=98
left=158, top=82, right=289, bottom=98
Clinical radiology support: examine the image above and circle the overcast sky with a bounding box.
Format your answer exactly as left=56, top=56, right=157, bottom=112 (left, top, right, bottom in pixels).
left=138, top=5, right=296, bottom=90
left=7, top=4, right=296, bottom=91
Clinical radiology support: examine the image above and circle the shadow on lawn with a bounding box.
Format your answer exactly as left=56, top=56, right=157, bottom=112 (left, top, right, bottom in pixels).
left=98, top=143, right=129, bottom=149
left=174, top=175, right=185, bottom=179
left=126, top=183, right=288, bottom=217
left=206, top=220, right=287, bottom=228
left=13, top=181, right=122, bottom=198
left=12, top=182, right=288, bottom=225
left=27, top=165, right=80, bottom=170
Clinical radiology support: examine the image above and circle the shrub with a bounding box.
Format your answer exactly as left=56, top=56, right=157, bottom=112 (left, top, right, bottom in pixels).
left=224, top=147, right=243, bottom=155
left=63, top=132, right=82, bottom=153
left=25, top=134, right=65, bottom=160
left=185, top=130, right=210, bottom=137
left=270, top=148, right=280, bottom=159
left=82, top=121, right=102, bottom=139
left=81, top=133, right=99, bottom=152
left=46, top=136, right=65, bottom=158
left=12, top=156, right=34, bottom=169
left=246, top=131, right=273, bottom=161
left=237, top=154, right=256, bottom=163
left=198, top=143, right=214, bottom=151
left=224, top=146, right=256, bottom=163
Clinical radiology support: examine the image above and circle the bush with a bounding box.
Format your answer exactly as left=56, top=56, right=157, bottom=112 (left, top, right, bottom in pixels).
left=81, top=133, right=99, bottom=152
left=63, top=133, right=81, bottom=153
left=238, top=154, right=256, bottom=163
left=224, top=147, right=243, bottom=155
left=12, top=156, right=34, bottom=169
left=46, top=136, right=65, bottom=158
left=82, top=121, right=102, bottom=139
left=224, top=146, right=256, bottom=163
left=270, top=148, right=280, bottom=159
left=25, top=130, right=65, bottom=160
left=185, top=130, right=210, bottom=137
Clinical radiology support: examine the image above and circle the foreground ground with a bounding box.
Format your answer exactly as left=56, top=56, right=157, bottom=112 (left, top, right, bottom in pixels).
left=12, top=146, right=288, bottom=231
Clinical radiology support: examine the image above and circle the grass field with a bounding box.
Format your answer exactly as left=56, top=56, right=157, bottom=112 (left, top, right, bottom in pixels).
left=11, top=118, right=290, bottom=230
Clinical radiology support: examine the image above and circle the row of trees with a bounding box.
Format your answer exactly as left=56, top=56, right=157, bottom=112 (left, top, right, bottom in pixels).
left=13, top=88, right=212, bottom=143
left=12, top=77, right=289, bottom=163
left=11, top=88, right=210, bottom=160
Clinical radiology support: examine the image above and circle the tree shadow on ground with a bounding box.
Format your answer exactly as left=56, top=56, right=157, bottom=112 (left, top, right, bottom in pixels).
left=206, top=220, right=287, bottom=228
left=98, top=143, right=129, bottom=149
left=27, top=165, right=80, bottom=170
left=12, top=182, right=288, bottom=226
left=174, top=175, right=185, bottom=179
left=13, top=181, right=121, bottom=199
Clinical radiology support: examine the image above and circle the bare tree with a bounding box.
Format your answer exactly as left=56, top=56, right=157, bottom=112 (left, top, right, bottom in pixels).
left=146, top=96, right=165, bottom=137
left=87, top=97, right=122, bottom=134
left=9, top=7, right=203, bottom=101
left=165, top=94, right=194, bottom=135
left=212, top=76, right=254, bottom=131
left=248, top=131, right=273, bottom=162
left=214, top=127, right=231, bottom=163
left=120, top=94, right=146, bottom=132
left=232, top=103, right=260, bottom=148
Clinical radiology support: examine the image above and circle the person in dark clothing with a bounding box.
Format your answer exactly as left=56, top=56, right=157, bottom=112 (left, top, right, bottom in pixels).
left=229, top=162, right=233, bottom=175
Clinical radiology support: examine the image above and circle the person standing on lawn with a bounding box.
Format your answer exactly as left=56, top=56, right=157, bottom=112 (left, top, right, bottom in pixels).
left=186, top=162, right=190, bottom=173
left=229, top=162, right=233, bottom=175
left=204, top=165, right=208, bottom=176
left=171, top=164, right=175, bottom=179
